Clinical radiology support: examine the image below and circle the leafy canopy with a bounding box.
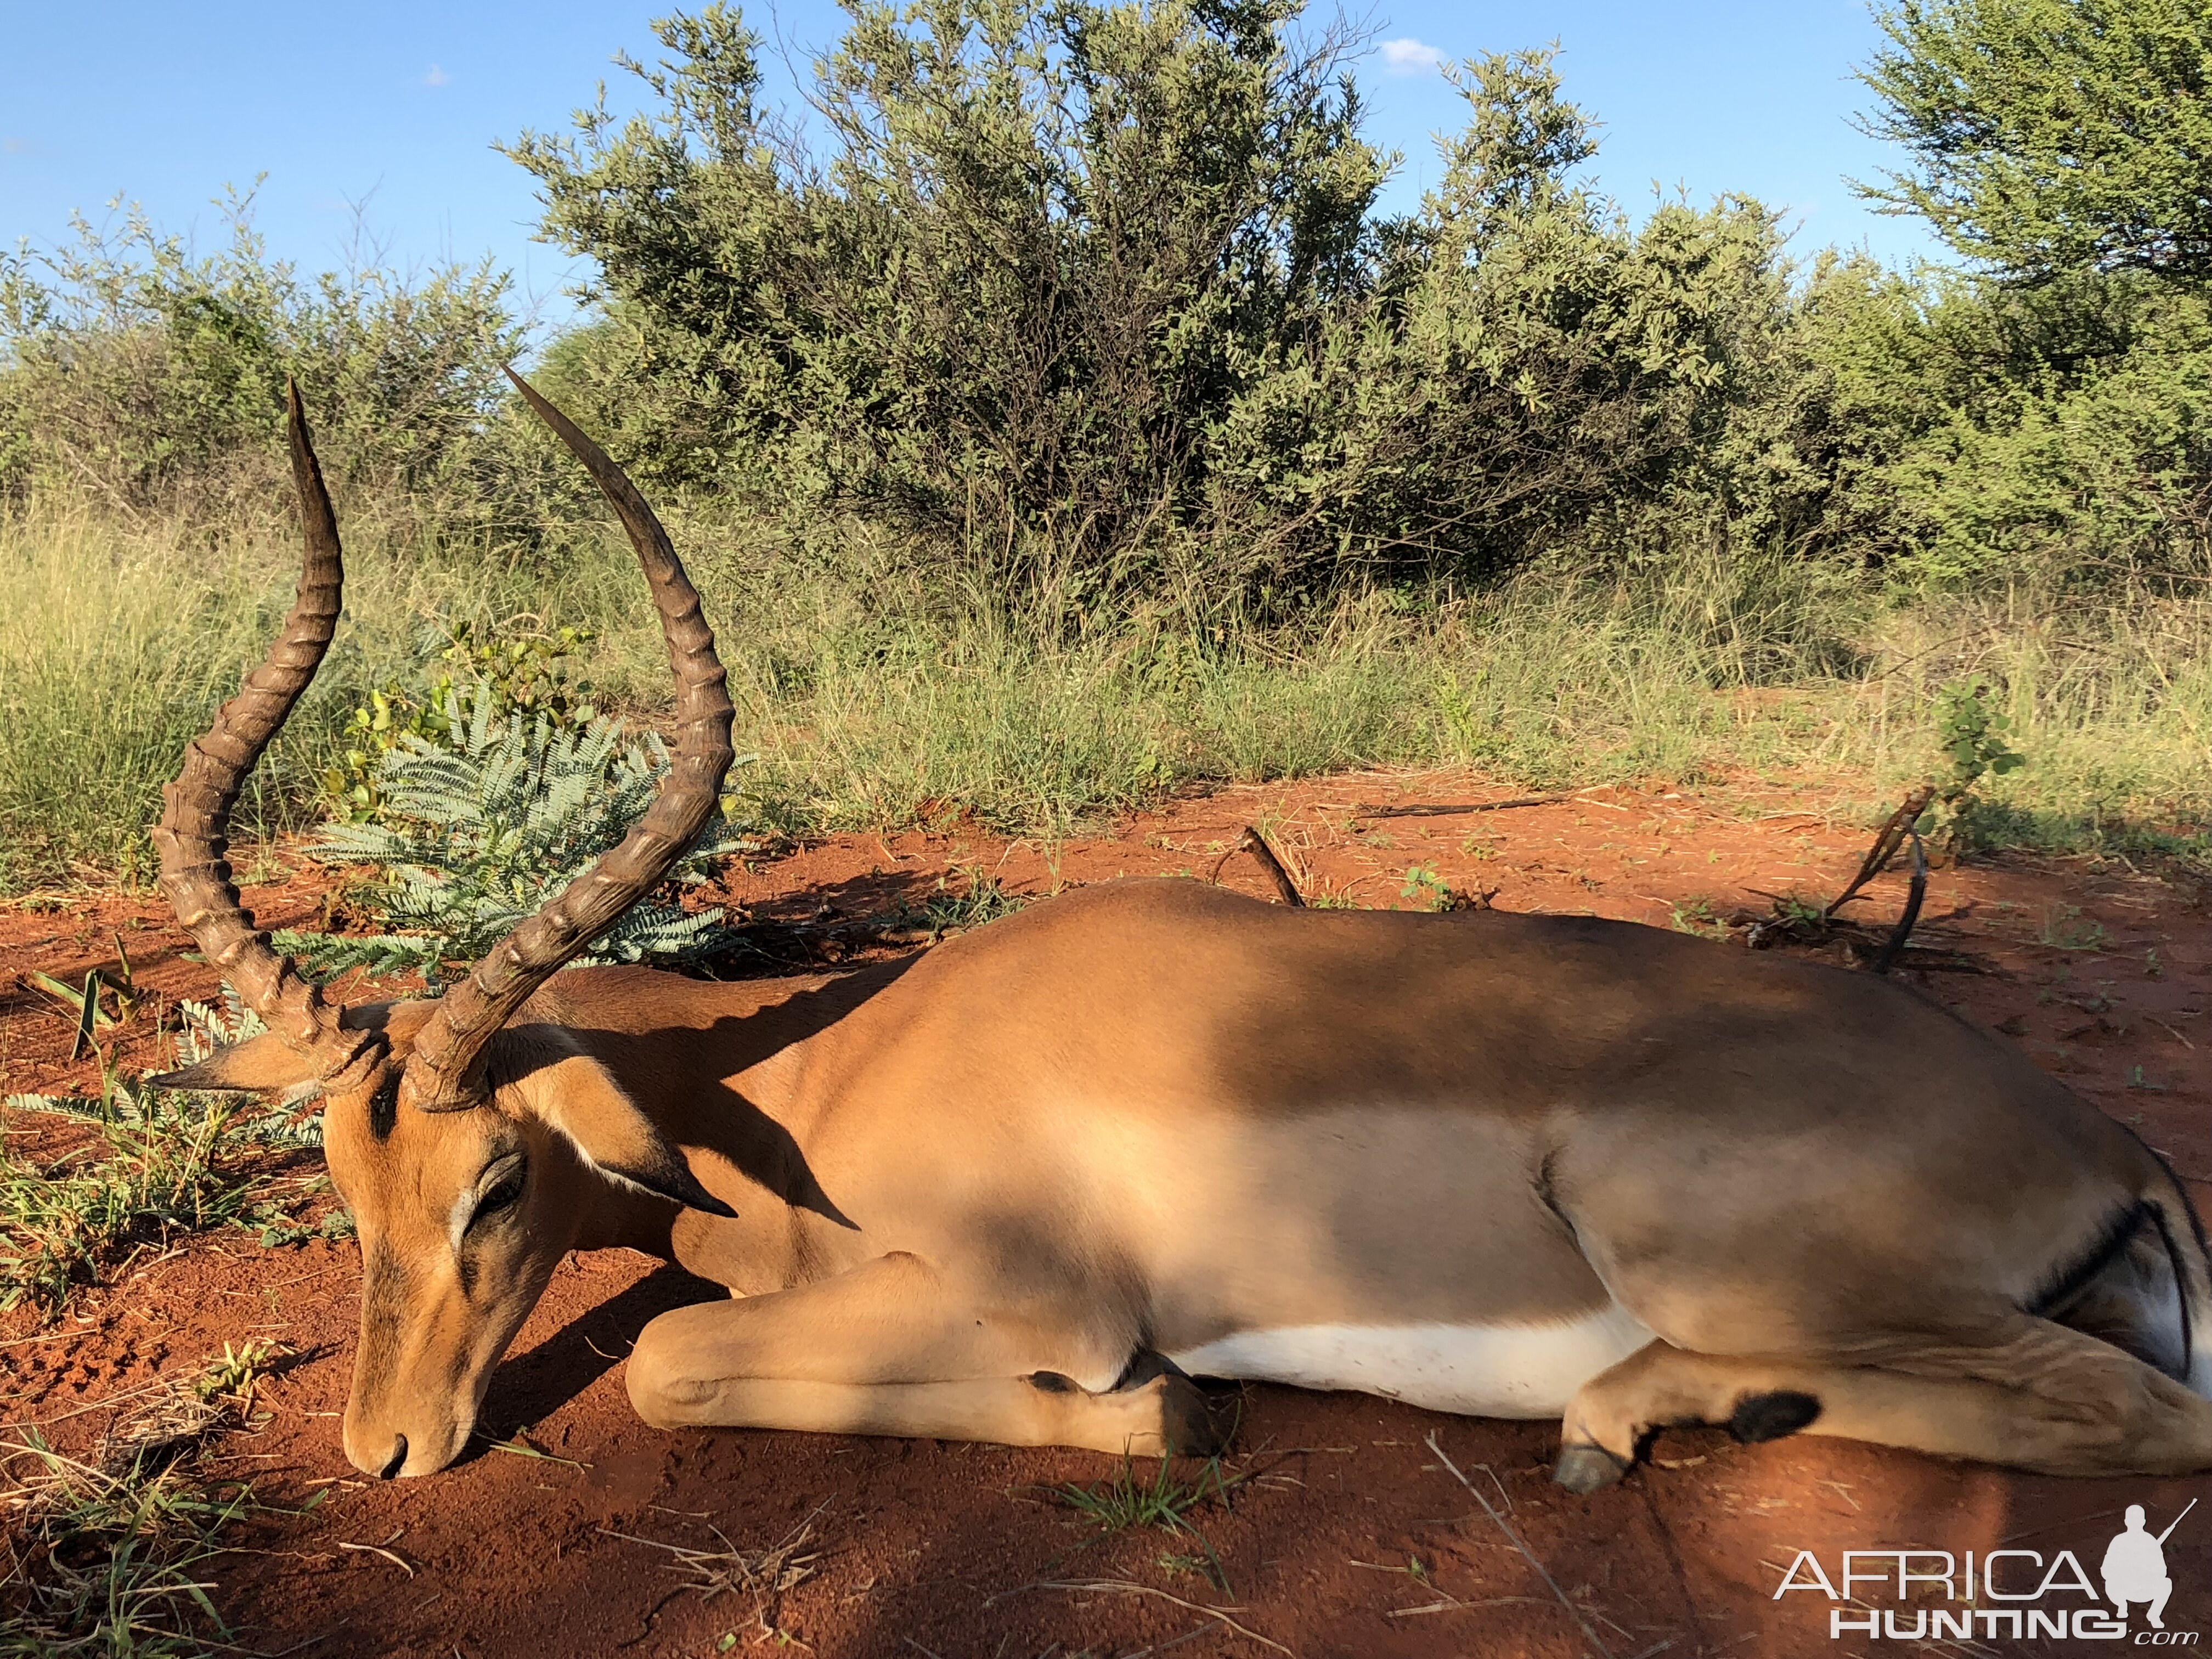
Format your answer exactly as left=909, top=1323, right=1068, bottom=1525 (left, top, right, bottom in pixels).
left=1856, top=0, right=2212, bottom=285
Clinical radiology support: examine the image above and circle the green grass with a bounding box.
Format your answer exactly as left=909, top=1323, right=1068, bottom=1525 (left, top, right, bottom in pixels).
left=0, top=1339, right=320, bottom=1659
left=1048, top=1453, right=1240, bottom=1589
left=0, top=1086, right=270, bottom=1318
left=0, top=1431, right=259, bottom=1658
left=0, top=501, right=646, bottom=889
left=5, top=496, right=2212, bottom=893
left=1, top=1007, right=326, bottom=1317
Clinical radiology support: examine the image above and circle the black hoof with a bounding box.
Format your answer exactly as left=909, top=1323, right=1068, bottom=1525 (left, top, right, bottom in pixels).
left=1161, top=1374, right=1235, bottom=1457
left=1729, top=1390, right=1822, bottom=1444
left=1552, top=1442, right=1631, bottom=1494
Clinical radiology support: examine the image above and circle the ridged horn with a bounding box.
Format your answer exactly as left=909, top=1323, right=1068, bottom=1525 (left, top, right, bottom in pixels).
left=153, top=380, right=370, bottom=1078
left=396, top=369, right=736, bottom=1113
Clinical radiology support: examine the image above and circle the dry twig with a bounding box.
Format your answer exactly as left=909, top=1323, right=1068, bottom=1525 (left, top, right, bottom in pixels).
left=1823, top=785, right=1934, bottom=922
left=599, top=1505, right=822, bottom=1643
left=1207, top=827, right=1305, bottom=907
left=985, top=1578, right=1295, bottom=1657
left=1357, top=795, right=1573, bottom=820
left=1424, top=1431, right=1612, bottom=1659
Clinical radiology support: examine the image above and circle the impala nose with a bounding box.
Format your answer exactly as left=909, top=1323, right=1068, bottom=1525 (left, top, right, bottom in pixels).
left=375, top=1435, right=409, bottom=1480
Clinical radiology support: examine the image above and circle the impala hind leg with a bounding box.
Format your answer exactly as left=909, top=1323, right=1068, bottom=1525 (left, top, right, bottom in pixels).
left=626, top=1251, right=1222, bottom=1456
left=1552, top=1320, right=2212, bottom=1493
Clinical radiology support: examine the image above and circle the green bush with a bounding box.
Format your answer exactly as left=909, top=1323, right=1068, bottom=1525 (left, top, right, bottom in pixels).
left=0, top=189, right=538, bottom=532
left=322, top=621, right=602, bottom=821
left=1857, top=0, right=2212, bottom=285
left=507, top=10, right=1812, bottom=611
left=278, top=684, right=753, bottom=983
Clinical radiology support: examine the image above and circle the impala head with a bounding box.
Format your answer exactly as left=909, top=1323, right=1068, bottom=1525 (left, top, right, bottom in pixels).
left=150, top=375, right=737, bottom=1477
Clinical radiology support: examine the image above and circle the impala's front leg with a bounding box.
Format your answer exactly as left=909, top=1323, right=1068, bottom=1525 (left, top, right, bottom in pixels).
left=625, top=1251, right=1222, bottom=1456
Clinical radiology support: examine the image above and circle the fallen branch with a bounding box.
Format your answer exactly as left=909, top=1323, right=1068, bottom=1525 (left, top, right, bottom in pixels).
left=1357, top=795, right=1571, bottom=821
left=1207, top=827, right=1305, bottom=907
left=1824, top=785, right=1934, bottom=922
left=1424, top=1431, right=1612, bottom=1659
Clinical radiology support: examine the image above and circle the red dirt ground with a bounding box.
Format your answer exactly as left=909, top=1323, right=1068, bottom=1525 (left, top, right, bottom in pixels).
left=6, top=769, right=2212, bottom=1658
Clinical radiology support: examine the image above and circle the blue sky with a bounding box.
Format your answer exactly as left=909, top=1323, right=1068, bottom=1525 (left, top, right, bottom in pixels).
left=1, top=1, right=1936, bottom=333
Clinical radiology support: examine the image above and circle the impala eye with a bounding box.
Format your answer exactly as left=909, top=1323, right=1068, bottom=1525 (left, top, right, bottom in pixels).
left=466, top=1159, right=526, bottom=1234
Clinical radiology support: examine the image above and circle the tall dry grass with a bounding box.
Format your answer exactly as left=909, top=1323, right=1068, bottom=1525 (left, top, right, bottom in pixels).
left=4, top=500, right=2210, bottom=892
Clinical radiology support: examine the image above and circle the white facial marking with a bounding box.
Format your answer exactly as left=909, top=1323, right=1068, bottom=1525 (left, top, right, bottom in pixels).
left=445, top=1188, right=476, bottom=1256
left=1166, top=1302, right=1654, bottom=1419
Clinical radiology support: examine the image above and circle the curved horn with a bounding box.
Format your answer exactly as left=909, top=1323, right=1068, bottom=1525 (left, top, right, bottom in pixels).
left=397, top=370, right=736, bottom=1113
left=153, top=380, right=369, bottom=1075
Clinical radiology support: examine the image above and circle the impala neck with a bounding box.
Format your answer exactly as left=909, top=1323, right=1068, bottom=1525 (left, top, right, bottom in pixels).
left=552, top=960, right=911, bottom=1259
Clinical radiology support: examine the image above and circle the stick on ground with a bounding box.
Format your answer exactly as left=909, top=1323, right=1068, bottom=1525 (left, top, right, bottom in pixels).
left=1424, top=1431, right=1613, bottom=1659
left=1824, top=784, right=1934, bottom=922
left=1207, top=827, right=1305, bottom=907
left=1357, top=795, right=1570, bottom=821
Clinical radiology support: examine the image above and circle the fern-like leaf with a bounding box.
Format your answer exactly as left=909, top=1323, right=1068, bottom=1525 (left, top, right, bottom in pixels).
left=282, top=682, right=759, bottom=985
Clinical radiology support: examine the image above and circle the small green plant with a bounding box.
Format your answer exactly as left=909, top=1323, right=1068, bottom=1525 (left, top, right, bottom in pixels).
left=19, top=934, right=142, bottom=1062
left=2036, top=904, right=2109, bottom=952
left=1401, top=866, right=1452, bottom=911
left=1668, top=896, right=1730, bottom=940
left=0, top=1424, right=307, bottom=1655
left=1931, top=680, right=2025, bottom=854
left=279, top=684, right=755, bottom=984
left=247, top=1202, right=355, bottom=1249
left=1745, top=889, right=1833, bottom=947
left=896, top=866, right=1029, bottom=939
left=193, top=1340, right=282, bottom=1408
left=323, top=622, right=602, bottom=822
left=0, top=998, right=318, bottom=1317
left=1401, top=866, right=1491, bottom=913
left=1049, top=1454, right=1240, bottom=1589
left=1770, top=893, right=1828, bottom=929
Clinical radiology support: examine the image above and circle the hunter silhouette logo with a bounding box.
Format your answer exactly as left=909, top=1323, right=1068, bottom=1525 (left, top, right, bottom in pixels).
left=1773, top=1499, right=2203, bottom=1641
left=2106, top=1500, right=2193, bottom=1630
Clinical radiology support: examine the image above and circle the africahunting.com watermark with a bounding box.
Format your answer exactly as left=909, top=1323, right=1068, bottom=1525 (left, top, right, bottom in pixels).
left=1774, top=1500, right=2200, bottom=1643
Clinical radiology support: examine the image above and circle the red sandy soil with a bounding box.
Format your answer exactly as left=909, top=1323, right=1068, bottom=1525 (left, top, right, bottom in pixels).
left=4, top=769, right=2211, bottom=1658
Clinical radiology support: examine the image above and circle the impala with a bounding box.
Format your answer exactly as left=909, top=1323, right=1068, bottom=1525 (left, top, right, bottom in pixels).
left=157, top=376, right=2212, bottom=1489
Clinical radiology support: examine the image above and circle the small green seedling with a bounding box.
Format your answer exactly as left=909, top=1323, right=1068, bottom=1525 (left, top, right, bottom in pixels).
left=1402, top=866, right=1453, bottom=911
left=1930, top=680, right=2025, bottom=854
left=1669, top=897, right=1729, bottom=940
left=2037, top=906, right=2109, bottom=952
left=196, top=1339, right=281, bottom=1407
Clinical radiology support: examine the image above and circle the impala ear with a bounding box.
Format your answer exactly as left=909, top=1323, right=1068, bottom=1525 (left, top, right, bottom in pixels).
left=148, top=1031, right=319, bottom=1096
left=524, top=1052, right=737, bottom=1220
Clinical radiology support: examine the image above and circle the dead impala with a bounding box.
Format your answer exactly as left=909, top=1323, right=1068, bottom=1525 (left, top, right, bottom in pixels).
left=157, top=375, right=2212, bottom=1489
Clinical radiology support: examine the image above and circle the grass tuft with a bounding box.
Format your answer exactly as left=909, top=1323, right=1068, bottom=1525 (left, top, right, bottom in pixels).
left=1049, top=1454, right=1241, bottom=1589
left=1, top=1005, right=329, bottom=1319
left=0, top=1423, right=302, bottom=1657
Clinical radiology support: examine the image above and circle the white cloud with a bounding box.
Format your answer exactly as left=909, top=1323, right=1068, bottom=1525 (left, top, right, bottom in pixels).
left=422, top=64, right=450, bottom=87
left=1379, top=38, right=1447, bottom=76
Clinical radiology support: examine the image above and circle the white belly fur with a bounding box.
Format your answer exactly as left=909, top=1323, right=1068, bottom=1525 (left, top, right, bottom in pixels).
left=1166, top=1302, right=1655, bottom=1419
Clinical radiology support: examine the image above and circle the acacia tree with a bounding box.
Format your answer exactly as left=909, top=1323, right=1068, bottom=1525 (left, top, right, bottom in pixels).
left=1856, top=0, right=2212, bottom=285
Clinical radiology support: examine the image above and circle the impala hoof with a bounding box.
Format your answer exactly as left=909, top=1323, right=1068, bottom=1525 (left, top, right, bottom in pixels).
left=1161, top=1374, right=1232, bottom=1457
left=1552, top=1442, right=1631, bottom=1494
